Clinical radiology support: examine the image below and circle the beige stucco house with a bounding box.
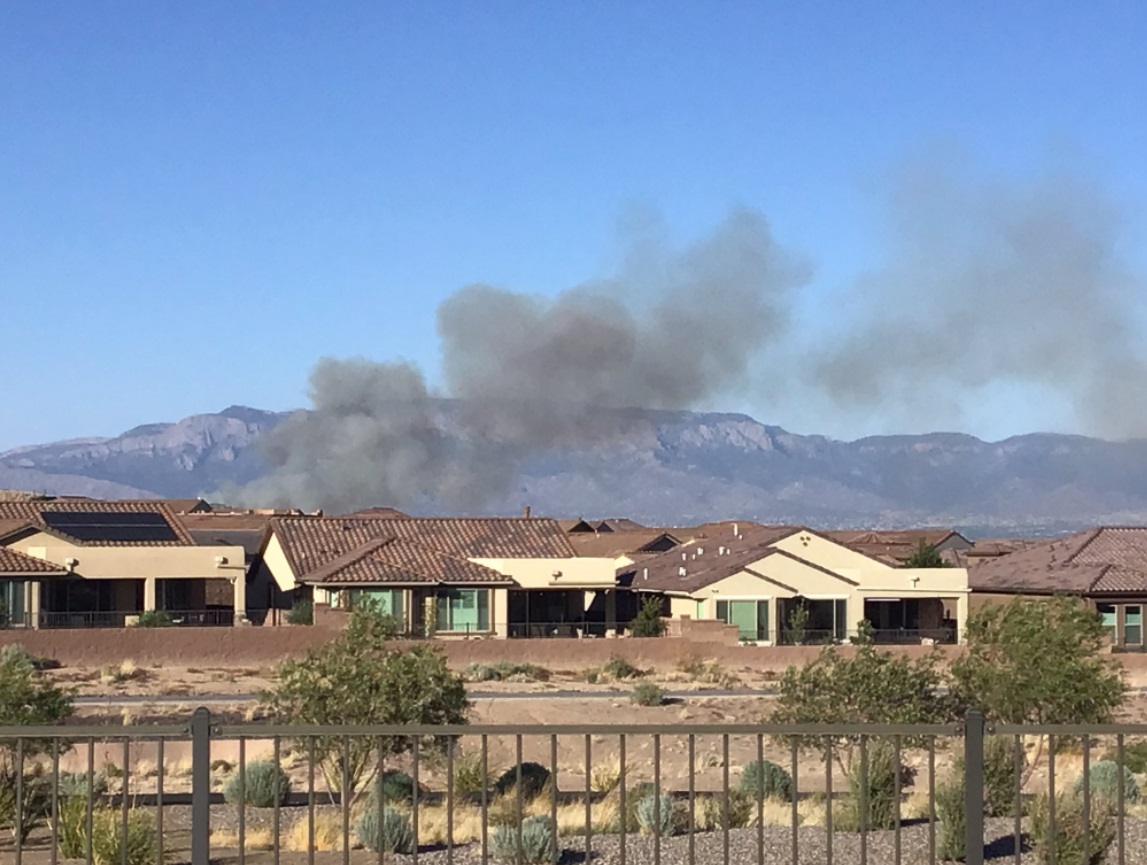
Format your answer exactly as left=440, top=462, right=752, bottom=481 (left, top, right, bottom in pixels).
left=259, top=515, right=625, bottom=637
left=626, top=524, right=969, bottom=644
left=0, top=501, right=250, bottom=628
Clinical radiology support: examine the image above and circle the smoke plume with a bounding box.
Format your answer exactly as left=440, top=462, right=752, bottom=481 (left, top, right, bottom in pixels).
left=812, top=153, right=1147, bottom=436
left=236, top=208, right=809, bottom=513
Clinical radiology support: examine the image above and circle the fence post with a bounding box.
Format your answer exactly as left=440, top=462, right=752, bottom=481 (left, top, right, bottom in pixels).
left=190, top=707, right=212, bottom=865
left=964, top=709, right=986, bottom=865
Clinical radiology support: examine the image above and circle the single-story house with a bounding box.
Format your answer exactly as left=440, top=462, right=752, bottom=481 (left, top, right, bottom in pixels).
left=623, top=524, right=970, bottom=644
left=968, top=527, right=1147, bottom=649
left=822, top=529, right=973, bottom=566
left=259, top=515, right=626, bottom=638
left=0, top=501, right=250, bottom=628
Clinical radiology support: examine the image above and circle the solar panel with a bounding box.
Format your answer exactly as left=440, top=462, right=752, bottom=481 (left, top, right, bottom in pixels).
left=41, top=511, right=180, bottom=542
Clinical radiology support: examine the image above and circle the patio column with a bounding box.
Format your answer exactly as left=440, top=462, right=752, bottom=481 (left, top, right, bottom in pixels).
left=28, top=580, right=41, bottom=630
left=232, top=576, right=247, bottom=625
left=605, top=589, right=618, bottom=636
left=143, top=577, right=157, bottom=612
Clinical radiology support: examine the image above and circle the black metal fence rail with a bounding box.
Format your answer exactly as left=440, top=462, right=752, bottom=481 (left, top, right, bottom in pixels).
left=2, top=712, right=1146, bottom=864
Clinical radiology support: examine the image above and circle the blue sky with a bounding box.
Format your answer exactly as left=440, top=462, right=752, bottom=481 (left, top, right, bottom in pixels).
left=3, top=2, right=1147, bottom=449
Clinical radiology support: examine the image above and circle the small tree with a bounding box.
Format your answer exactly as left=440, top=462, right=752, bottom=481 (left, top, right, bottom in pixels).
left=0, top=645, right=72, bottom=842
left=260, top=600, right=468, bottom=801
left=631, top=596, right=666, bottom=638
left=903, top=540, right=949, bottom=568
left=769, top=642, right=954, bottom=772
left=950, top=597, right=1125, bottom=781
left=783, top=604, right=809, bottom=645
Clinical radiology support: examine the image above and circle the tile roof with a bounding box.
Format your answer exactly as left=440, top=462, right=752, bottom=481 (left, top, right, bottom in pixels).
left=621, top=525, right=807, bottom=593
left=823, top=529, right=969, bottom=564
left=0, top=547, right=68, bottom=575
left=0, top=501, right=194, bottom=546
left=969, top=528, right=1147, bottom=595
left=270, top=516, right=576, bottom=584
left=567, top=530, right=685, bottom=558
left=303, top=536, right=509, bottom=585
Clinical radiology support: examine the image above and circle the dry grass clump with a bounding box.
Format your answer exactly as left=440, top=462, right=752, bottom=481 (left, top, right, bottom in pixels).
left=283, top=811, right=349, bottom=852
left=210, top=827, right=275, bottom=851
left=99, top=660, right=146, bottom=685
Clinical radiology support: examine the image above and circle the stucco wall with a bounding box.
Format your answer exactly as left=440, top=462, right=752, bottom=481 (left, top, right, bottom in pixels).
left=13, top=531, right=247, bottom=580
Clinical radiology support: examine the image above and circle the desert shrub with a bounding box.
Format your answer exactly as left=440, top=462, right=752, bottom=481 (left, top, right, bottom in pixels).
left=631, top=682, right=664, bottom=707
left=0, top=766, right=51, bottom=842
left=950, top=735, right=1021, bottom=818
left=935, top=774, right=966, bottom=862
left=590, top=761, right=621, bottom=794
left=463, top=661, right=551, bottom=682
left=1029, top=792, right=1114, bottom=865
left=453, top=752, right=488, bottom=795
left=0, top=644, right=60, bottom=671
left=354, top=806, right=414, bottom=854
left=738, top=759, right=791, bottom=800
left=700, top=790, right=754, bottom=830
left=57, top=799, right=159, bottom=865
left=223, top=760, right=291, bottom=807
left=1074, top=760, right=1140, bottom=805
left=57, top=771, right=109, bottom=800
left=1107, top=739, right=1147, bottom=774
left=490, top=815, right=555, bottom=864
left=834, top=742, right=901, bottom=831
left=376, top=770, right=417, bottom=804
left=601, top=655, right=644, bottom=681
left=286, top=599, right=313, bottom=626
left=493, top=763, right=551, bottom=801
left=677, top=655, right=743, bottom=688
left=135, top=610, right=173, bottom=628
left=635, top=792, right=676, bottom=836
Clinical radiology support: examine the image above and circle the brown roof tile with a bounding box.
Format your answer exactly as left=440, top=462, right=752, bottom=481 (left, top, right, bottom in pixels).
left=303, top=536, right=509, bottom=585
left=823, top=529, right=968, bottom=564
left=271, top=516, right=576, bottom=583
left=622, top=525, right=806, bottom=593
left=969, top=528, right=1147, bottom=595
left=0, top=501, right=194, bottom=546
left=0, top=547, right=68, bottom=575
left=568, top=530, right=685, bottom=558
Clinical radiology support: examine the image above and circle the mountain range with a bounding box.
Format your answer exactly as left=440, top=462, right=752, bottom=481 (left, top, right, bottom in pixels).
left=5, top=405, right=1147, bottom=536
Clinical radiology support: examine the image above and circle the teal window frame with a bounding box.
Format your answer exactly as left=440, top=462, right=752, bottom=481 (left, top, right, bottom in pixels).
left=714, top=599, right=770, bottom=641
left=1125, top=605, right=1143, bottom=646
left=1098, top=603, right=1118, bottom=642
left=436, top=588, right=491, bottom=633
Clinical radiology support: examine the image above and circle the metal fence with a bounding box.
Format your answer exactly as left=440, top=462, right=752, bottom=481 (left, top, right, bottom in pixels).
left=2, top=711, right=1146, bottom=864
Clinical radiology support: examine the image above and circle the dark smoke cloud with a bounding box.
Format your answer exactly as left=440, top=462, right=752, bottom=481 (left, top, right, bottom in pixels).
left=232, top=208, right=809, bottom=513
left=811, top=153, right=1147, bottom=437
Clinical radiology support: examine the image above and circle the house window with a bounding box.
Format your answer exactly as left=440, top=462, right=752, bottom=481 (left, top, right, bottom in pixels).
left=345, top=588, right=405, bottom=624
left=0, top=580, right=25, bottom=627
left=1125, top=606, right=1143, bottom=646
left=715, top=600, right=769, bottom=641
left=436, top=589, right=490, bottom=633
left=1097, top=604, right=1117, bottom=643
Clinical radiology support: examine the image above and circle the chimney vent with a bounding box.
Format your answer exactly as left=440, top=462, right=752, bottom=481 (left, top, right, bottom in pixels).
left=678, top=566, right=687, bottom=577
left=697, top=547, right=704, bottom=556
left=643, top=567, right=648, bottom=580
left=522, top=505, right=531, bottom=518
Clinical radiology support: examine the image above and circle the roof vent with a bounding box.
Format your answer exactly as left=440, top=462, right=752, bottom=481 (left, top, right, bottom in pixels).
left=733, top=523, right=739, bottom=537
left=682, top=552, right=687, bottom=561
left=678, top=566, right=687, bottom=577
left=697, top=547, right=703, bottom=556
left=643, top=567, right=649, bottom=580
left=719, top=546, right=726, bottom=555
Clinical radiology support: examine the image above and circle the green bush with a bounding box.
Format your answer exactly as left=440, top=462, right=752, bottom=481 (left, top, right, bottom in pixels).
left=982, top=735, right=1022, bottom=817
left=462, top=662, right=551, bottom=683
left=57, top=771, right=109, bottom=801
left=223, top=760, right=291, bottom=807
left=376, top=770, right=417, bottom=804
left=57, top=799, right=159, bottom=865
left=835, top=742, right=901, bottom=831
left=490, top=815, right=555, bottom=864
left=0, top=767, right=50, bottom=842
left=1074, top=760, right=1140, bottom=805
left=935, top=775, right=966, bottom=862
left=493, top=763, right=551, bottom=802
left=453, top=751, right=489, bottom=795
left=700, top=790, right=755, bottom=829
left=635, top=792, right=676, bottom=836
left=631, top=597, right=667, bottom=638
left=631, top=682, right=665, bottom=707
left=135, top=610, right=173, bottom=628
left=1029, top=792, right=1114, bottom=865
left=738, top=759, right=792, bottom=800
left=355, top=806, right=414, bottom=854
left=601, top=655, right=644, bottom=680
left=1107, top=740, right=1147, bottom=774
left=286, top=599, right=313, bottom=626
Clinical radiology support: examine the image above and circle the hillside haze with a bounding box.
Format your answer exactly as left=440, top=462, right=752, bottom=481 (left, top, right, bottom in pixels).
left=4, top=405, right=1147, bottom=535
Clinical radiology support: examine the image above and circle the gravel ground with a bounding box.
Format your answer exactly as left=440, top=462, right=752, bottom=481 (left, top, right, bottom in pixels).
left=126, top=805, right=1147, bottom=864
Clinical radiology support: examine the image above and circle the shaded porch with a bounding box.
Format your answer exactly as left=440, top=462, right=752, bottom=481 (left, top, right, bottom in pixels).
left=507, top=588, right=618, bottom=638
